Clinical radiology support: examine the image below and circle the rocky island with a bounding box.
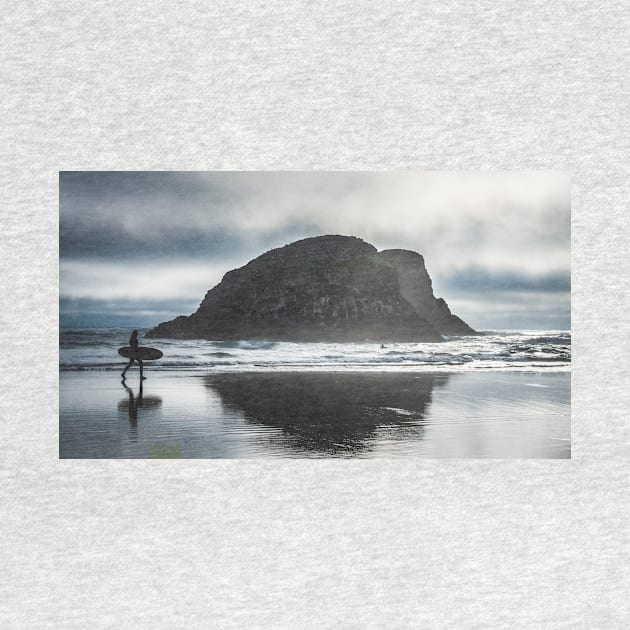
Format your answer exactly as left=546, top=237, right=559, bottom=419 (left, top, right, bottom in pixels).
left=146, top=235, right=477, bottom=342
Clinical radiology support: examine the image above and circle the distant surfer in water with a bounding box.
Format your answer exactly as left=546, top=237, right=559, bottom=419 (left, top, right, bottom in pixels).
left=122, top=330, right=145, bottom=380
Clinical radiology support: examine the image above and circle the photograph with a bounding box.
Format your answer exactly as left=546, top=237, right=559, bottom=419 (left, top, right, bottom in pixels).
left=59, top=171, right=570, bottom=458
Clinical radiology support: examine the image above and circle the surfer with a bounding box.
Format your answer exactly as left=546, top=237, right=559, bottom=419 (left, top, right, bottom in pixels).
left=121, top=330, right=145, bottom=380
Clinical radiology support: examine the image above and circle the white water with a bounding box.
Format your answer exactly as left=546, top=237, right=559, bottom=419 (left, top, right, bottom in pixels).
left=60, top=328, right=570, bottom=373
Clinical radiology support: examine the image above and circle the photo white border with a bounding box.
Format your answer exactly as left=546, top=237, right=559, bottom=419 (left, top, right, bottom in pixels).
left=2, top=2, right=627, bottom=626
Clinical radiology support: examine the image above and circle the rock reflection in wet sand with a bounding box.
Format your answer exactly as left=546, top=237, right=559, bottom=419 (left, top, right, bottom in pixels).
left=205, top=372, right=447, bottom=455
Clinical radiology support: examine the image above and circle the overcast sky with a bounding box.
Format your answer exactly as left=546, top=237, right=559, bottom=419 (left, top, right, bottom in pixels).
left=60, top=171, right=570, bottom=330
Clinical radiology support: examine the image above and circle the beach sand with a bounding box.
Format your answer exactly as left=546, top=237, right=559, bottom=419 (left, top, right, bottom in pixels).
left=59, top=370, right=570, bottom=459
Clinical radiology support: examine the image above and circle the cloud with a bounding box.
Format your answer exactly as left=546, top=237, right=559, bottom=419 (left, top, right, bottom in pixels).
left=60, top=171, right=570, bottom=274
left=60, top=259, right=233, bottom=301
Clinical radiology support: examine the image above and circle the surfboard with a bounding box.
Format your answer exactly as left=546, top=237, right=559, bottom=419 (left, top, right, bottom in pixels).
left=118, top=346, right=163, bottom=361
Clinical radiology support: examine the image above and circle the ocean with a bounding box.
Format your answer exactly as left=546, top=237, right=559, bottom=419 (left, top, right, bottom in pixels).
left=60, top=328, right=571, bottom=373
left=59, top=329, right=570, bottom=459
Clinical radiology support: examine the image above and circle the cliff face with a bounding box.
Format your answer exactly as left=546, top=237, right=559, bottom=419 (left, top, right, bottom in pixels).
left=378, top=249, right=477, bottom=336
left=147, top=235, right=476, bottom=341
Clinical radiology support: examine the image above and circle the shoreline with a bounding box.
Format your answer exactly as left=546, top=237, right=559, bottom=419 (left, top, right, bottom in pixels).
left=59, top=360, right=571, bottom=375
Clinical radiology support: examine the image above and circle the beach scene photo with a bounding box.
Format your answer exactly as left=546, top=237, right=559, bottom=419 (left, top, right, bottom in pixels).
left=60, top=171, right=570, bottom=458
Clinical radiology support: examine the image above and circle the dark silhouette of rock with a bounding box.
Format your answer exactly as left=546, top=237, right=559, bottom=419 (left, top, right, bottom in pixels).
left=147, top=235, right=476, bottom=341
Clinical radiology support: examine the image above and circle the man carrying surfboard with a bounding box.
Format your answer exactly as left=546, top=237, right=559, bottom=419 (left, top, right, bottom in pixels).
left=119, top=331, right=163, bottom=380
left=121, top=330, right=145, bottom=380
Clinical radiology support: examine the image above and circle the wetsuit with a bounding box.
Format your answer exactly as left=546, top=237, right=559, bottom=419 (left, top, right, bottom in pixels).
left=122, top=333, right=144, bottom=378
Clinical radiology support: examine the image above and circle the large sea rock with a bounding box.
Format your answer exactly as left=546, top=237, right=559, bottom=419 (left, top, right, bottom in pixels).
left=146, top=235, right=477, bottom=342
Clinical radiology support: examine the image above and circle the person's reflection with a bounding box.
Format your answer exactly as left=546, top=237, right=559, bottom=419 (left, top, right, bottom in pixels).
left=118, top=380, right=162, bottom=440
left=122, top=380, right=141, bottom=436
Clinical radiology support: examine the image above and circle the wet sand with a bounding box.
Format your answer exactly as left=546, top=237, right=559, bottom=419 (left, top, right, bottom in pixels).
left=59, top=370, right=570, bottom=459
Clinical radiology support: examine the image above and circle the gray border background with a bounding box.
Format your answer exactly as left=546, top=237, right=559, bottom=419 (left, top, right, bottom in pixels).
left=2, top=2, right=628, bottom=628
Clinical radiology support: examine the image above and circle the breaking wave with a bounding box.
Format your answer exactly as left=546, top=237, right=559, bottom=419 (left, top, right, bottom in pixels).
left=59, top=328, right=571, bottom=373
